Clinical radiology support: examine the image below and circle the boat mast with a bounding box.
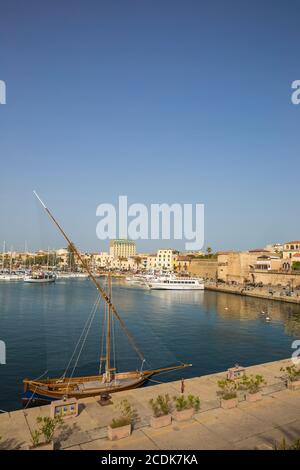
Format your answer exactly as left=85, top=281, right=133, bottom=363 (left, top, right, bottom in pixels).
left=2, top=241, right=5, bottom=271
left=9, top=246, right=12, bottom=274
left=106, top=271, right=112, bottom=381
left=33, top=191, right=145, bottom=363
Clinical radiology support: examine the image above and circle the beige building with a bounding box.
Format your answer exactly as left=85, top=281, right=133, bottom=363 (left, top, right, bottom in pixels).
left=146, top=254, right=157, bottom=271
left=283, top=240, right=300, bottom=260
left=136, top=254, right=149, bottom=270
left=92, top=252, right=114, bottom=269
left=217, top=250, right=271, bottom=284
left=109, top=239, right=136, bottom=258
left=254, top=254, right=282, bottom=272
left=174, top=255, right=192, bottom=273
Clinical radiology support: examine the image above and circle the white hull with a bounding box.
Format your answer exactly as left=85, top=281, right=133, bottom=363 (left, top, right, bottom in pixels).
left=148, top=283, right=204, bottom=290
left=0, top=275, right=23, bottom=281
left=56, top=273, right=88, bottom=279
left=24, top=278, right=55, bottom=283
left=147, top=276, right=204, bottom=290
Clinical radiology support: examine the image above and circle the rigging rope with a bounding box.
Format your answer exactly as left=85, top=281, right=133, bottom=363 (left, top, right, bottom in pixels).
left=23, top=369, right=49, bottom=409
left=61, top=293, right=102, bottom=379
left=65, top=295, right=102, bottom=391
left=110, top=276, right=117, bottom=377
left=99, top=298, right=107, bottom=375
left=112, top=302, right=116, bottom=377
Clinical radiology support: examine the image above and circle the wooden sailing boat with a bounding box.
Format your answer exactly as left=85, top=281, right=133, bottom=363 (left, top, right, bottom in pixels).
left=22, top=192, right=191, bottom=407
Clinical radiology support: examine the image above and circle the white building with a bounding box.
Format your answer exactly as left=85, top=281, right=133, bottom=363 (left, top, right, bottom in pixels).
left=264, top=243, right=284, bottom=253
left=156, top=249, right=178, bottom=271
left=283, top=240, right=300, bottom=259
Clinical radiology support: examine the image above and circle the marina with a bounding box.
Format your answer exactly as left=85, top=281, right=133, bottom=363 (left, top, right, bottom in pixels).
left=0, top=277, right=300, bottom=412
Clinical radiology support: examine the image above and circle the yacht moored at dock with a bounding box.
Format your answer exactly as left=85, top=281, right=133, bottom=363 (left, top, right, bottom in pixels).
left=24, top=271, right=56, bottom=283
left=0, top=273, right=24, bottom=281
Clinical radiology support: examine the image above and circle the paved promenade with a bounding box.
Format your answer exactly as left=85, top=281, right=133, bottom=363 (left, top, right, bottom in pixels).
left=0, top=358, right=299, bottom=450
left=205, top=282, right=300, bottom=305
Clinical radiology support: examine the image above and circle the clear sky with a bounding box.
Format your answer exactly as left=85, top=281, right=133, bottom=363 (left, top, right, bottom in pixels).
left=0, top=0, right=299, bottom=253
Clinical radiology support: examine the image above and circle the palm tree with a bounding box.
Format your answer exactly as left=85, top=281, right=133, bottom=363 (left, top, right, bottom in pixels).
left=134, top=256, right=142, bottom=271
left=206, top=247, right=213, bottom=257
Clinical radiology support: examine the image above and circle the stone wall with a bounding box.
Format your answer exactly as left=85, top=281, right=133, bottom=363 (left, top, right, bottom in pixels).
left=250, top=270, right=300, bottom=287
left=188, top=259, right=218, bottom=278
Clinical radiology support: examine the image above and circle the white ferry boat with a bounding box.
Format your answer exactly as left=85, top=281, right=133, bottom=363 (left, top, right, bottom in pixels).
left=56, top=272, right=89, bottom=279
left=147, top=276, right=204, bottom=290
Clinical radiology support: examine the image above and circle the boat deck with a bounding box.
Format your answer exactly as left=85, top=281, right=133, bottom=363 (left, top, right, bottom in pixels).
left=78, top=378, right=136, bottom=391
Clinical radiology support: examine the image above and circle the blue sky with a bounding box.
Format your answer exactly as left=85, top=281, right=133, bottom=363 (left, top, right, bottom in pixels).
left=0, top=0, right=299, bottom=253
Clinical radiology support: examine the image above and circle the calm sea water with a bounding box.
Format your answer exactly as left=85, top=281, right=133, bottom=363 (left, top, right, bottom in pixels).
left=0, top=278, right=300, bottom=411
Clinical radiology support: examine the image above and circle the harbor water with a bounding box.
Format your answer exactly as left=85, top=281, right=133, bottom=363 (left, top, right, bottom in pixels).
left=0, top=278, right=299, bottom=411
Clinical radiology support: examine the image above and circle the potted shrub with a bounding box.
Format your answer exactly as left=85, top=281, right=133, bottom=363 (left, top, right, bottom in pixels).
left=239, top=374, right=266, bottom=402
left=217, top=379, right=239, bottom=409
left=108, top=399, right=137, bottom=441
left=273, top=437, right=300, bottom=450
left=172, top=394, right=200, bottom=421
left=281, top=364, right=300, bottom=391
left=149, top=394, right=172, bottom=429
left=30, top=415, right=63, bottom=450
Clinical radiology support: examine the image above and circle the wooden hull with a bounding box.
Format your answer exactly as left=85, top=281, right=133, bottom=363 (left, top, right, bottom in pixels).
left=22, top=375, right=148, bottom=407
left=23, top=364, right=191, bottom=407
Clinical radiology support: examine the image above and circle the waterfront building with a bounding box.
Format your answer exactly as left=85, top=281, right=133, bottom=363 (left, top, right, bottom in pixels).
left=174, top=255, right=193, bottom=273
left=264, top=243, right=284, bottom=253
left=55, top=248, right=70, bottom=268
left=137, top=253, right=149, bottom=270
left=283, top=240, right=300, bottom=259
left=156, top=249, right=178, bottom=271
left=217, top=250, right=271, bottom=284
left=93, top=252, right=114, bottom=269
left=254, top=254, right=282, bottom=271
left=109, top=239, right=136, bottom=259
left=146, top=254, right=157, bottom=271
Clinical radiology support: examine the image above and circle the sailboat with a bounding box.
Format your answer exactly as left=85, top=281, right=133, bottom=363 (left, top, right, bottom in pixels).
left=0, top=243, right=23, bottom=281
left=22, top=192, right=191, bottom=407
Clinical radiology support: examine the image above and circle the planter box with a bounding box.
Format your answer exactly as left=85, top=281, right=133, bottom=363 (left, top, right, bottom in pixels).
left=107, top=424, right=131, bottom=441
left=246, top=392, right=262, bottom=402
left=150, top=414, right=172, bottom=429
left=50, top=397, right=78, bottom=419
left=288, top=379, right=300, bottom=391
left=173, top=408, right=195, bottom=422
left=221, top=397, right=238, bottom=409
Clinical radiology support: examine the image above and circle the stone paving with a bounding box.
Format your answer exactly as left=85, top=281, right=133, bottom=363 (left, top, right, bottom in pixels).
left=0, top=358, right=299, bottom=450
left=205, top=283, right=300, bottom=304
